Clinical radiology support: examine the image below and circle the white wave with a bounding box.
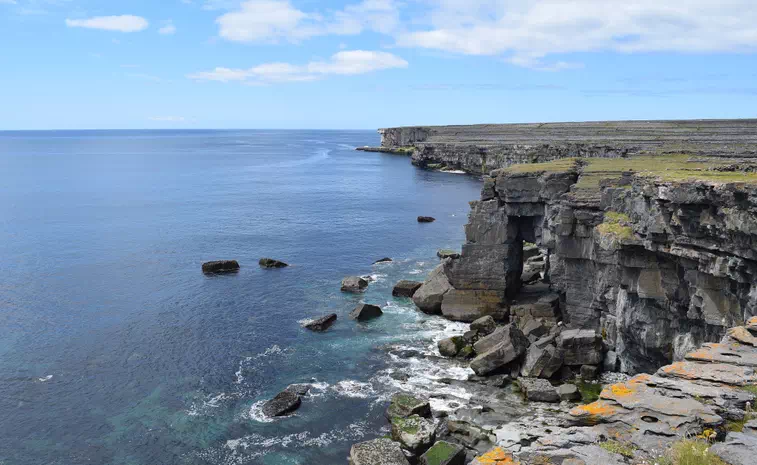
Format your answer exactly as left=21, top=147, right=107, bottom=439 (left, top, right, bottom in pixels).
left=409, top=269, right=424, bottom=274
left=235, top=345, right=292, bottom=384
left=331, top=380, right=375, bottom=399
left=37, top=375, right=53, bottom=382
left=441, top=169, right=467, bottom=174
left=246, top=400, right=276, bottom=423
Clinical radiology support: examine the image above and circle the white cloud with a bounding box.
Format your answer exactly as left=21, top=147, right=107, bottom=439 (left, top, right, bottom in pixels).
left=216, top=0, right=399, bottom=43
left=159, top=21, right=176, bottom=35
left=398, top=0, right=757, bottom=69
left=188, top=50, right=408, bottom=84
left=65, top=15, right=149, bottom=33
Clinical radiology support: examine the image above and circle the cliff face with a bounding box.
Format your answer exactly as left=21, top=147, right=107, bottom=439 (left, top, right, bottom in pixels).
left=443, top=155, right=757, bottom=374
left=378, top=120, right=757, bottom=175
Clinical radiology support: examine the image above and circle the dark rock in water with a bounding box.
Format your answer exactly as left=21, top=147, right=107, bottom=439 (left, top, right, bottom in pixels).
left=470, top=316, right=497, bottom=337
left=420, top=441, right=466, bottom=465
left=391, top=372, right=410, bottom=382
left=580, top=364, right=599, bottom=380
left=341, top=276, right=369, bottom=293
left=437, top=249, right=461, bottom=259
left=350, top=303, right=383, bottom=321
left=201, top=260, right=240, bottom=274
left=374, top=257, right=393, bottom=264
left=391, top=414, right=435, bottom=454
left=413, top=264, right=453, bottom=314
left=463, top=329, right=479, bottom=343
left=393, top=280, right=423, bottom=298
left=284, top=384, right=311, bottom=396
left=387, top=393, right=431, bottom=419
left=258, top=258, right=288, bottom=268
left=519, top=377, right=559, bottom=403
left=304, top=314, right=337, bottom=331
left=438, top=336, right=465, bottom=357
left=350, top=438, right=411, bottom=465
left=262, top=390, right=301, bottom=417
left=557, top=383, right=581, bottom=401
left=418, top=216, right=436, bottom=223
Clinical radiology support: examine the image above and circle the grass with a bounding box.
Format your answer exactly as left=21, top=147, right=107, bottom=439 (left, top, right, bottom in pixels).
left=726, top=399, right=755, bottom=432
left=422, top=441, right=460, bottom=465
left=599, top=440, right=636, bottom=459
left=503, top=157, right=579, bottom=174
left=596, top=210, right=635, bottom=241
left=654, top=439, right=728, bottom=465
left=741, top=384, right=757, bottom=396
left=578, top=381, right=603, bottom=404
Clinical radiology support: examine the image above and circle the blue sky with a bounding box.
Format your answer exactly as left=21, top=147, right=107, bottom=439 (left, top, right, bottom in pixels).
left=2, top=0, right=757, bottom=129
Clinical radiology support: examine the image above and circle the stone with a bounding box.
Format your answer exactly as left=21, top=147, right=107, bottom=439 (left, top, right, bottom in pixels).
left=201, top=260, right=239, bottom=273
left=350, top=303, right=383, bottom=321
left=304, top=314, right=337, bottom=332
left=444, top=420, right=495, bottom=450
left=470, top=325, right=529, bottom=376
left=657, top=361, right=757, bottom=386
left=390, top=414, right=435, bottom=454
left=580, top=365, right=599, bottom=380
left=520, top=343, right=563, bottom=379
left=686, top=342, right=757, bottom=367
left=393, top=280, right=423, bottom=298
left=284, top=384, right=310, bottom=396
left=521, top=319, right=548, bottom=340
left=438, top=336, right=465, bottom=357
left=418, top=216, right=436, bottom=223
left=437, top=249, right=461, bottom=259
left=711, top=432, right=757, bottom=465
left=519, top=378, right=559, bottom=403
left=413, top=265, right=453, bottom=314
left=387, top=393, right=432, bottom=419
left=258, top=258, right=288, bottom=268
left=419, top=441, right=466, bottom=465
left=262, top=390, right=301, bottom=417
left=441, top=289, right=507, bottom=322
left=728, top=326, right=757, bottom=347
left=470, top=316, right=497, bottom=337
left=557, top=383, right=581, bottom=401
left=463, top=329, right=479, bottom=343
left=374, top=257, right=393, bottom=264
left=558, top=329, right=603, bottom=366
left=341, top=276, right=369, bottom=293
left=350, top=438, right=411, bottom=465
left=471, top=447, right=520, bottom=465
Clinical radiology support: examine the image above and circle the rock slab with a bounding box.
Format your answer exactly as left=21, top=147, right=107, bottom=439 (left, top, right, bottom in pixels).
left=304, top=314, right=337, bottom=332
left=350, top=303, right=383, bottom=321
left=202, top=260, right=240, bottom=273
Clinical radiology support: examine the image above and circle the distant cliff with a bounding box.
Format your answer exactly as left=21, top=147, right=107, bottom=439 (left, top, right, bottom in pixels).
left=377, top=120, right=757, bottom=175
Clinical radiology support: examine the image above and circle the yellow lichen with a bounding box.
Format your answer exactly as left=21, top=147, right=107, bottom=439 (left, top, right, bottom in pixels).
left=473, top=447, right=520, bottom=464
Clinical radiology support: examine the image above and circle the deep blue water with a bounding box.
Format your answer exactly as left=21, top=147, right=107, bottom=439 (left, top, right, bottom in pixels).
left=0, top=130, right=482, bottom=465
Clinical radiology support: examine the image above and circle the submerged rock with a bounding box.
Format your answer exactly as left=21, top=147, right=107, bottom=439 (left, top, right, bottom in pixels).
left=201, top=260, right=240, bottom=274
left=393, top=280, right=423, bottom=298
left=262, top=390, right=301, bottom=417
left=304, top=314, right=337, bottom=332
left=350, top=303, right=383, bottom=321
left=390, top=414, right=435, bottom=454
left=418, top=216, right=436, bottom=223
left=350, top=438, right=411, bottom=465
left=258, top=258, right=288, bottom=268
left=341, top=276, right=369, bottom=293
left=419, top=441, right=466, bottom=465
left=413, top=264, right=453, bottom=314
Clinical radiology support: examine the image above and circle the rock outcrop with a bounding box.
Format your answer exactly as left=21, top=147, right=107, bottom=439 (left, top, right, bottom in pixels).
left=350, top=303, right=383, bottom=321
left=201, top=260, right=240, bottom=273
left=259, top=258, right=288, bottom=268
left=393, top=280, right=423, bottom=298
left=341, top=276, right=369, bottom=293
left=304, top=314, right=337, bottom=331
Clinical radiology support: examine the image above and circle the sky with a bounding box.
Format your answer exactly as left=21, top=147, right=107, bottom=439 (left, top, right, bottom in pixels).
left=1, top=0, right=757, bottom=130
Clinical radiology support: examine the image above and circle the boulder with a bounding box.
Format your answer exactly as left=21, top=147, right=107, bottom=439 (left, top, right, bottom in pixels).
left=413, top=265, right=453, bottom=314
left=580, top=365, right=599, bottom=380
left=418, top=216, right=436, bottom=223
left=341, top=276, right=369, bottom=293
left=387, top=393, right=432, bottom=419
left=350, top=438, right=411, bottom=465
left=284, top=384, right=311, bottom=396
left=419, top=441, right=466, bottom=465
left=520, top=343, right=563, bottom=379
left=393, top=280, right=423, bottom=298
left=437, top=249, right=461, bottom=259
left=711, top=432, right=757, bottom=465
left=470, top=325, right=529, bottom=376
left=558, top=329, right=603, bottom=366
left=201, top=260, right=240, bottom=273
left=304, top=314, right=337, bottom=332
left=470, top=316, right=497, bottom=337
left=521, top=319, right=548, bottom=340
left=391, top=414, right=435, bottom=454
left=259, top=258, right=288, bottom=268
left=350, top=303, right=383, bottom=321
left=262, top=390, right=301, bottom=417
left=438, top=336, right=466, bottom=357
left=519, top=378, right=559, bottom=403
left=557, top=383, right=581, bottom=401
left=374, top=257, right=393, bottom=264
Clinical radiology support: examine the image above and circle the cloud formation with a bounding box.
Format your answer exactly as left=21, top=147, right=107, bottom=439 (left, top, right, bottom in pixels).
left=159, top=21, right=176, bottom=35
left=188, top=50, right=408, bottom=84
left=65, top=15, right=149, bottom=32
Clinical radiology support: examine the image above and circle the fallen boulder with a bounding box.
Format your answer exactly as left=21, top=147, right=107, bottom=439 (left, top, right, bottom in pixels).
left=438, top=336, right=466, bottom=357
left=413, top=264, right=452, bottom=314
left=519, top=378, right=559, bottom=403
left=419, top=441, right=466, bottom=465
left=470, top=315, right=497, bottom=337
left=390, top=414, right=435, bottom=454
left=304, top=314, right=337, bottom=332
left=520, top=343, right=563, bottom=379
left=201, top=260, right=240, bottom=274
left=386, top=393, right=432, bottom=419
left=341, top=276, right=369, bottom=293
left=470, top=325, right=529, bottom=376
left=393, top=280, right=423, bottom=298
left=259, top=258, right=288, bottom=268
left=418, top=216, right=436, bottom=223
left=262, top=390, right=301, bottom=417
left=350, top=438, right=411, bottom=465
left=350, top=303, right=383, bottom=321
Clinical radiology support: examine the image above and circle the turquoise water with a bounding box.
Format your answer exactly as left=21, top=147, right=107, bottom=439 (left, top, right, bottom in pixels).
left=0, top=130, right=482, bottom=465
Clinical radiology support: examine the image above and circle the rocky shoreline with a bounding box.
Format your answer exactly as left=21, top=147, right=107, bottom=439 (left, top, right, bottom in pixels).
left=348, top=121, right=757, bottom=465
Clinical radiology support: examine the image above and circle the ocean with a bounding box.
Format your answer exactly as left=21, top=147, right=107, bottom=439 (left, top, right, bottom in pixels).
left=0, top=130, right=483, bottom=465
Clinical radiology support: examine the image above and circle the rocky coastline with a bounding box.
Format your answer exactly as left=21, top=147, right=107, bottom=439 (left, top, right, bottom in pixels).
left=348, top=120, right=757, bottom=465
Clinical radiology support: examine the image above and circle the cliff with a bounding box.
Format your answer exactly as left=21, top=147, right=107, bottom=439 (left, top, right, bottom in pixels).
left=377, top=120, right=757, bottom=175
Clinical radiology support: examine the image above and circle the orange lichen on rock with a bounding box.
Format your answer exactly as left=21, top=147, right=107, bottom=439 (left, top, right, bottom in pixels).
left=686, top=348, right=714, bottom=361
left=570, top=400, right=618, bottom=422
left=471, top=447, right=520, bottom=464
left=607, top=383, right=635, bottom=397
left=660, top=362, right=693, bottom=378
left=747, top=316, right=757, bottom=326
